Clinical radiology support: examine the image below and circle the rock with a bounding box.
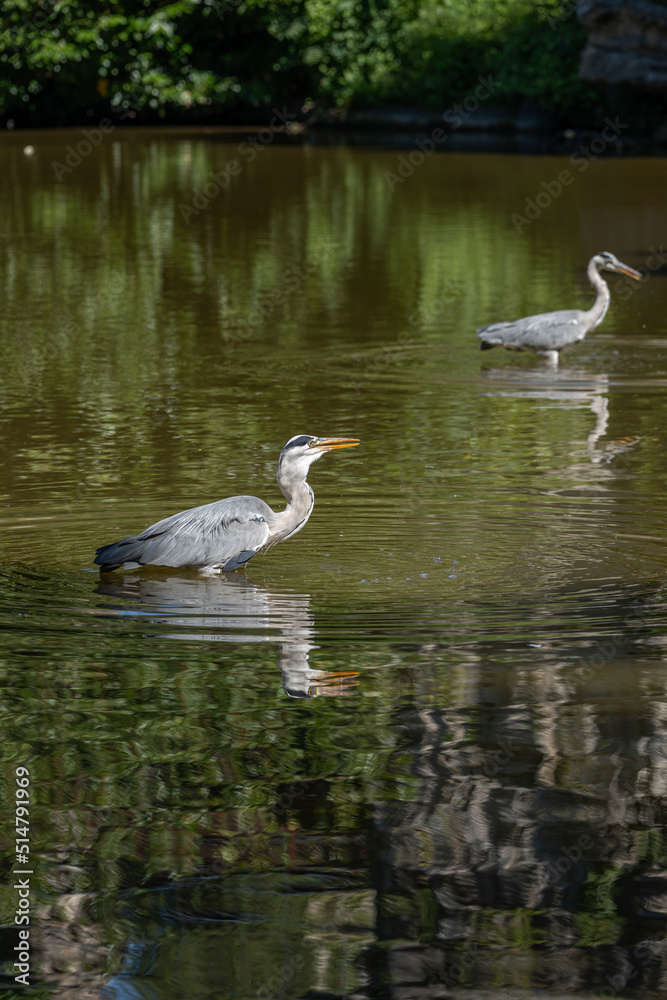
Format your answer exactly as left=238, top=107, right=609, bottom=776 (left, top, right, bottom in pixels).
left=345, top=108, right=441, bottom=128
left=454, top=107, right=515, bottom=131
left=578, top=0, right=667, bottom=89
left=516, top=99, right=559, bottom=132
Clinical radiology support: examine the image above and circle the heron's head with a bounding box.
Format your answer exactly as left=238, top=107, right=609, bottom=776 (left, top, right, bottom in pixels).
left=278, top=435, right=360, bottom=481
left=595, top=251, right=642, bottom=281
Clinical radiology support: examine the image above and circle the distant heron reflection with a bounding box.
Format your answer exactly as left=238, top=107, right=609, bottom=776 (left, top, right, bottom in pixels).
left=479, top=364, right=641, bottom=469
left=477, top=252, right=642, bottom=363
left=95, top=573, right=359, bottom=698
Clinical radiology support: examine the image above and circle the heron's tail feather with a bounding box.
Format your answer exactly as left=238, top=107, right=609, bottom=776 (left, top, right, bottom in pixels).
left=476, top=324, right=502, bottom=350
left=221, top=549, right=257, bottom=572
left=95, top=536, right=144, bottom=571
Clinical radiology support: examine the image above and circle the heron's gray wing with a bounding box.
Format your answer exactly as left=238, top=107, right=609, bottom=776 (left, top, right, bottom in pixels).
left=477, top=309, right=587, bottom=352
left=95, top=495, right=273, bottom=571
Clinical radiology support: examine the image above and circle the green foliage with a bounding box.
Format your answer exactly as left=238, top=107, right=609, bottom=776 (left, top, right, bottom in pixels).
left=0, top=0, right=246, bottom=124
left=492, top=2, right=593, bottom=112
left=0, top=0, right=598, bottom=126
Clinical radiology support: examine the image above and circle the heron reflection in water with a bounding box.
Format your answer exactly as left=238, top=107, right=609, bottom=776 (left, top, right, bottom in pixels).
left=477, top=252, right=642, bottom=363
left=480, top=363, right=642, bottom=469
left=95, top=435, right=359, bottom=573
left=95, top=573, right=359, bottom=698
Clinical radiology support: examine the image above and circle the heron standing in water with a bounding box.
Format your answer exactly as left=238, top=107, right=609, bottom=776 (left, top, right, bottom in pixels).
left=477, top=252, right=642, bottom=363
left=95, top=435, right=359, bottom=572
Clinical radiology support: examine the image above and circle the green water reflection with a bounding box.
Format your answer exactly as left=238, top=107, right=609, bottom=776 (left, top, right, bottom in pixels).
left=1, top=128, right=667, bottom=997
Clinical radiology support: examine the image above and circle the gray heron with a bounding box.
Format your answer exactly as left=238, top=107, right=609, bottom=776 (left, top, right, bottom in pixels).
left=94, top=434, right=360, bottom=573
left=477, top=252, right=642, bottom=362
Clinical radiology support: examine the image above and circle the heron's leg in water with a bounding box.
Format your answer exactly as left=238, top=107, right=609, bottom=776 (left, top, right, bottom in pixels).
left=587, top=396, right=610, bottom=453
left=538, top=350, right=559, bottom=365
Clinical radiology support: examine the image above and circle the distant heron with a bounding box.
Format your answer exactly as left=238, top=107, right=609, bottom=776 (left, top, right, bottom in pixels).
left=95, top=435, right=359, bottom=572
left=477, top=252, right=642, bottom=362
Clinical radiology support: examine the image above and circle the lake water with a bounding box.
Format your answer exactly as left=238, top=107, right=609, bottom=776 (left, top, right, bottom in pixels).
left=1, top=126, right=667, bottom=998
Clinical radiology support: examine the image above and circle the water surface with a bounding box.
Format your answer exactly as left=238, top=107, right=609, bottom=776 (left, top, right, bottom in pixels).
left=1, top=127, right=667, bottom=997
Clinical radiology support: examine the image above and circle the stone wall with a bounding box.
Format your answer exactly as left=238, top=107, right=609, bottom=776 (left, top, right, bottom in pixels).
left=578, top=0, right=667, bottom=89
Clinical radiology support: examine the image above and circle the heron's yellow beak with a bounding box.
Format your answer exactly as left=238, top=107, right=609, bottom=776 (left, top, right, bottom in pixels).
left=613, top=261, right=642, bottom=280
left=309, top=670, right=360, bottom=696
left=311, top=437, right=360, bottom=452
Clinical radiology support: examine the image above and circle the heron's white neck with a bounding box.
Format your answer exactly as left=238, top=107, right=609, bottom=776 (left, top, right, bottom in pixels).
left=583, top=258, right=611, bottom=329
left=268, top=467, right=315, bottom=546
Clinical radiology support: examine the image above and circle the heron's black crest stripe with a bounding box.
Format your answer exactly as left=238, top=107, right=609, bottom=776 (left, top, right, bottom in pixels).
left=284, top=435, right=312, bottom=450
